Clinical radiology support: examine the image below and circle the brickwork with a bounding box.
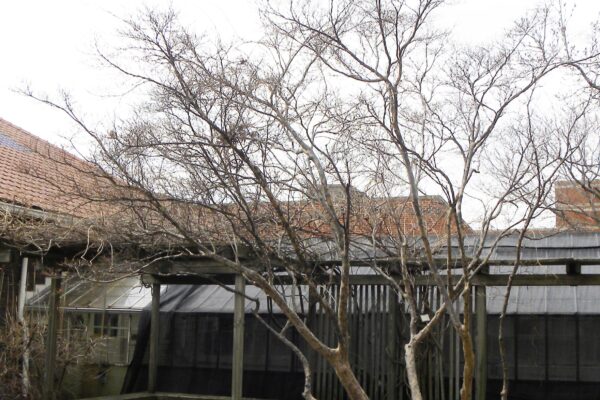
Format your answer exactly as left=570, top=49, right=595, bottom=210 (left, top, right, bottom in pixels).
left=555, top=181, right=600, bottom=230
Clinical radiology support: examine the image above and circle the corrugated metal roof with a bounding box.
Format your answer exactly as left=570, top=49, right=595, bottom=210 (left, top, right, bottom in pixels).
left=291, top=231, right=600, bottom=264
left=486, top=285, right=600, bottom=314
left=452, top=231, right=600, bottom=260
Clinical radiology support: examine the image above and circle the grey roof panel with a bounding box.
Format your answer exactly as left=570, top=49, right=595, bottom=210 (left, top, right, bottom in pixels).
left=485, top=285, right=600, bottom=315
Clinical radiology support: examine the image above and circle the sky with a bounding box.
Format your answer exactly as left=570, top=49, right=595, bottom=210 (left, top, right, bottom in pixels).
left=1, top=0, right=599, bottom=151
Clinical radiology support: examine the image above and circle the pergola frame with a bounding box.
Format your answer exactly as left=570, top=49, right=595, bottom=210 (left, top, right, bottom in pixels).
left=132, top=252, right=600, bottom=400
left=4, top=222, right=597, bottom=400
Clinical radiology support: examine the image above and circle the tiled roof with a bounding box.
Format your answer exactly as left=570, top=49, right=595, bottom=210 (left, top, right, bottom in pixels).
left=0, top=117, right=99, bottom=217
left=0, top=117, right=469, bottom=246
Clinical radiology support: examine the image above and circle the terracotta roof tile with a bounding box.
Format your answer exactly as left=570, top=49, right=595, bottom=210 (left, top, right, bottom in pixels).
left=0, top=117, right=470, bottom=246
left=0, top=117, right=100, bottom=217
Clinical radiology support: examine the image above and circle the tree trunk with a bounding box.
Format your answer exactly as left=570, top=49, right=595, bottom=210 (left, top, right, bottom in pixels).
left=499, top=327, right=509, bottom=400
left=459, top=327, right=475, bottom=400
left=459, top=285, right=476, bottom=400
left=330, top=353, right=369, bottom=400
left=404, top=342, right=423, bottom=400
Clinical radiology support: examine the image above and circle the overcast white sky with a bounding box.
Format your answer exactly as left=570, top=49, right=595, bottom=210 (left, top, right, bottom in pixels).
left=1, top=0, right=599, bottom=150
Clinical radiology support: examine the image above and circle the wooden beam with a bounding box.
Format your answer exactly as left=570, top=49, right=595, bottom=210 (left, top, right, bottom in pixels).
left=145, top=261, right=237, bottom=276
left=411, top=273, right=600, bottom=286
left=142, top=273, right=231, bottom=286
left=148, top=283, right=160, bottom=393
left=144, top=271, right=600, bottom=287
left=142, top=254, right=600, bottom=278
left=566, top=261, right=582, bottom=275
left=144, top=249, right=256, bottom=276
left=469, top=274, right=600, bottom=286
left=288, top=273, right=600, bottom=286
left=475, top=285, right=487, bottom=400
left=44, top=275, right=61, bottom=400
left=303, top=256, right=600, bottom=268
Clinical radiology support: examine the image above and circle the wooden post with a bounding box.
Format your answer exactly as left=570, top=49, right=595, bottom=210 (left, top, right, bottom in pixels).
left=386, top=286, right=398, bottom=400
left=475, top=285, right=487, bottom=400
left=307, top=286, right=318, bottom=378
left=232, top=273, right=245, bottom=400
left=18, top=257, right=30, bottom=398
left=44, top=274, right=61, bottom=400
left=17, top=257, right=28, bottom=320
left=148, top=283, right=160, bottom=393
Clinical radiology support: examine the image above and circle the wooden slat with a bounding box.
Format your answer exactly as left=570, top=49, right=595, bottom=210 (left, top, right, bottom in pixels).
left=148, top=283, right=160, bottom=393
left=377, top=284, right=382, bottom=398
left=332, top=285, right=340, bottom=400
left=378, top=285, right=385, bottom=400
left=386, top=286, right=395, bottom=400
left=316, top=286, right=325, bottom=398
left=436, top=288, right=443, bottom=400
left=360, top=285, right=367, bottom=390
left=371, top=285, right=378, bottom=399
left=367, top=284, right=374, bottom=399
left=448, top=318, right=454, bottom=400
left=455, top=311, right=460, bottom=398
left=475, top=285, right=487, bottom=400
left=427, top=287, right=433, bottom=400
left=231, top=274, right=245, bottom=400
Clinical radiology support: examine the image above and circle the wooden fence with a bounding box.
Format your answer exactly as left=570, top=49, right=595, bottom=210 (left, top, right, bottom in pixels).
left=312, top=284, right=462, bottom=400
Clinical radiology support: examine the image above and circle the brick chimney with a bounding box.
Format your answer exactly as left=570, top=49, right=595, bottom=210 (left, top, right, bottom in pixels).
left=555, top=181, right=600, bottom=230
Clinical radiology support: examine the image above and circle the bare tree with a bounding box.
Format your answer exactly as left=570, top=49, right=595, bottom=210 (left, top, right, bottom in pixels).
left=494, top=92, right=588, bottom=399
left=551, top=1, right=600, bottom=227
left=262, top=2, right=586, bottom=399
left=22, top=1, right=600, bottom=399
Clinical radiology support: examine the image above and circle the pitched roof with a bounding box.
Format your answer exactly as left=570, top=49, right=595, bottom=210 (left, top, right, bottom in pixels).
left=0, top=117, right=99, bottom=217
left=0, top=117, right=469, bottom=251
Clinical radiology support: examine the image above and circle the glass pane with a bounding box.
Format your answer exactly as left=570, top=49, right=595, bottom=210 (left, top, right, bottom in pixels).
left=109, top=284, right=152, bottom=309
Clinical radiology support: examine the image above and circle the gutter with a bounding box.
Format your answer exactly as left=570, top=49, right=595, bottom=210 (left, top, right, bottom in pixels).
left=0, top=200, right=76, bottom=225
